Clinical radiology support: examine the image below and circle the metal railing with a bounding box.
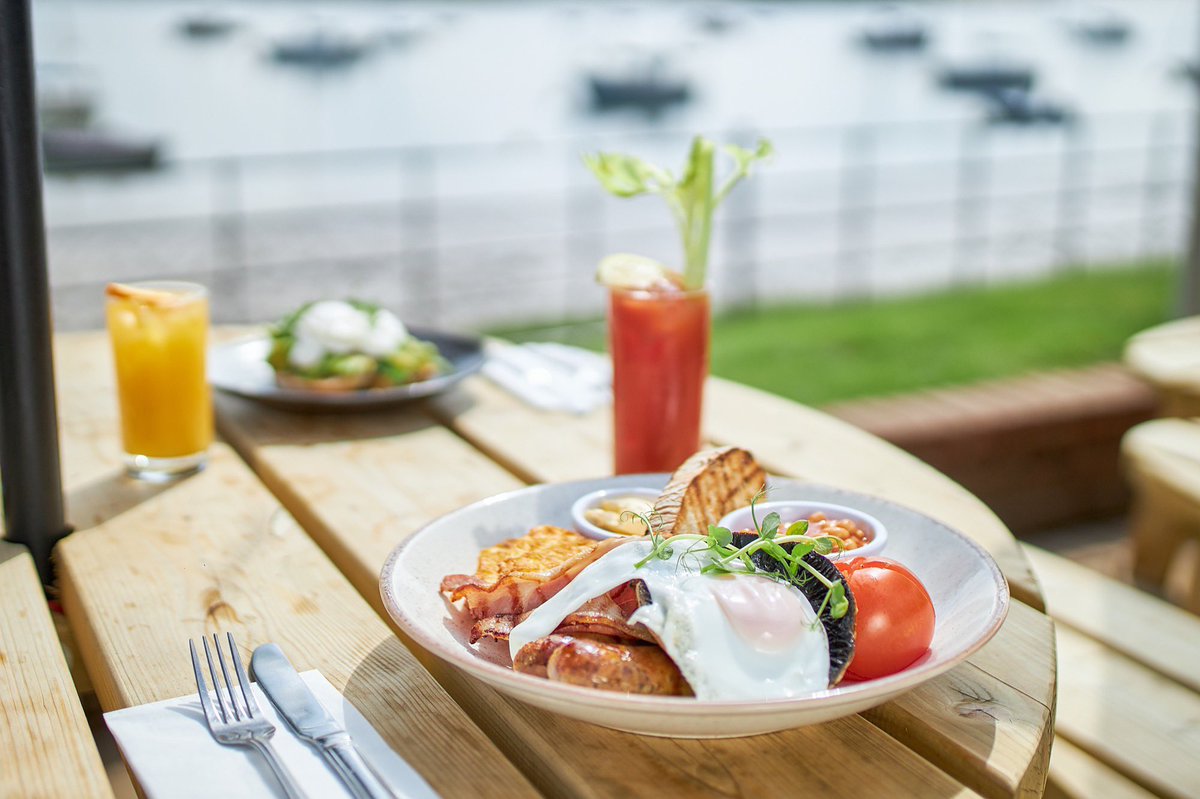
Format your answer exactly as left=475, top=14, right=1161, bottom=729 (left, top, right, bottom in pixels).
left=45, top=110, right=1194, bottom=331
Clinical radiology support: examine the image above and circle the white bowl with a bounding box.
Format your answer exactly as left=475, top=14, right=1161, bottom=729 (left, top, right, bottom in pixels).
left=379, top=476, right=1009, bottom=738
left=570, top=487, right=660, bottom=539
left=717, top=500, right=888, bottom=560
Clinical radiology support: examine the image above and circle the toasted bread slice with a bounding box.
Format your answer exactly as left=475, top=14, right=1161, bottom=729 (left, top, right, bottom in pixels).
left=652, top=447, right=767, bottom=537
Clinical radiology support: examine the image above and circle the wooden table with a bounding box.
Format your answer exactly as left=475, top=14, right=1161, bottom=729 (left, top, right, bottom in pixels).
left=1124, top=316, right=1200, bottom=416
left=36, top=330, right=1057, bottom=799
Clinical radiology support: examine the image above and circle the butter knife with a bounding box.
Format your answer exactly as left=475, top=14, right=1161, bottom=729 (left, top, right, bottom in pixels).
left=251, top=644, right=396, bottom=799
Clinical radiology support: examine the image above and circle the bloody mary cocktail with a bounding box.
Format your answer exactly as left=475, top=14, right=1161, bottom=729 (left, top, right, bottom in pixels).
left=609, top=287, right=710, bottom=474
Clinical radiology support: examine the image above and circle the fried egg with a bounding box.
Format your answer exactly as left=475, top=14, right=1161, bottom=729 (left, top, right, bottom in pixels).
left=508, top=539, right=830, bottom=701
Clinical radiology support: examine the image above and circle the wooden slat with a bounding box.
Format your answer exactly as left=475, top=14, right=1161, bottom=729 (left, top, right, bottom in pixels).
left=1029, top=543, right=1200, bottom=798
left=827, top=365, right=1152, bottom=443
left=1044, top=738, right=1157, bottom=799
left=216, top=394, right=527, bottom=606
left=1023, top=544, right=1200, bottom=693
left=430, top=375, right=613, bottom=483
left=226, top=371, right=1054, bottom=798
left=702, top=378, right=1043, bottom=608
left=56, top=444, right=538, bottom=799
left=1054, top=624, right=1200, bottom=799
left=403, top=644, right=983, bottom=799
left=0, top=542, right=113, bottom=799
left=861, top=601, right=1055, bottom=799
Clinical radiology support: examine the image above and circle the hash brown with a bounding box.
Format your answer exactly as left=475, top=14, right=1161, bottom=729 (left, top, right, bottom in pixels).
left=474, top=525, right=597, bottom=586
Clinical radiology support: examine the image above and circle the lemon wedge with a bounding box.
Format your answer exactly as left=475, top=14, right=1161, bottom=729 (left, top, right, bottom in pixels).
left=595, top=253, right=684, bottom=291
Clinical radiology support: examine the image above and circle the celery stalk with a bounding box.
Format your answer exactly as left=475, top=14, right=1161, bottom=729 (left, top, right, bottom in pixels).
left=584, top=135, right=772, bottom=291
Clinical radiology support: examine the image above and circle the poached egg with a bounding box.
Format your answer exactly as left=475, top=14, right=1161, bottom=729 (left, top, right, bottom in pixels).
left=288, top=301, right=409, bottom=369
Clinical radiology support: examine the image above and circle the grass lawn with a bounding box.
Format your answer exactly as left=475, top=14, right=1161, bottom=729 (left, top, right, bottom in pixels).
left=493, top=262, right=1178, bottom=406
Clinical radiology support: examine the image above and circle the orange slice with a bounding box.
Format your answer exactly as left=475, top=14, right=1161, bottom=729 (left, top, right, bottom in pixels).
left=105, top=282, right=191, bottom=308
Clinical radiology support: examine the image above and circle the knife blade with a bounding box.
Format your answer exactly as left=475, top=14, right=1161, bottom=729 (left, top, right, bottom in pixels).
left=251, top=644, right=397, bottom=799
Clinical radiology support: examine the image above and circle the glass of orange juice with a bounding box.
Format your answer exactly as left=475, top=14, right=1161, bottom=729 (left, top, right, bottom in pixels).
left=105, top=281, right=213, bottom=480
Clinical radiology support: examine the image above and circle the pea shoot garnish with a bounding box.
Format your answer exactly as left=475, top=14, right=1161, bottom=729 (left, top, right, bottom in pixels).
left=628, top=491, right=850, bottom=621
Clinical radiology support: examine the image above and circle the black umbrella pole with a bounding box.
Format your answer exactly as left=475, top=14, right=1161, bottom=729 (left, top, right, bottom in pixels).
left=0, top=0, right=70, bottom=585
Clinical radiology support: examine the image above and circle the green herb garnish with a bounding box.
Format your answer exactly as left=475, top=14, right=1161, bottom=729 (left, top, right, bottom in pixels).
left=631, top=489, right=848, bottom=620
left=584, top=136, right=773, bottom=290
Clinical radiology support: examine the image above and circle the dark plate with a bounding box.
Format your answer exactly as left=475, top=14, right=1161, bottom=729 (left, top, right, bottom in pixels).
left=208, top=328, right=483, bottom=412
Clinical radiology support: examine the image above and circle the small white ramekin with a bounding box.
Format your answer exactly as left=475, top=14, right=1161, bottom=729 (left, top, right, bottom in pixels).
left=717, top=500, right=888, bottom=560
left=570, top=487, right=661, bottom=540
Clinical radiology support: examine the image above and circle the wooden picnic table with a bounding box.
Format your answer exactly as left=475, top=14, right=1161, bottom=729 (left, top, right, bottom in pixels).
left=27, top=328, right=1059, bottom=798
left=1124, top=315, right=1200, bottom=417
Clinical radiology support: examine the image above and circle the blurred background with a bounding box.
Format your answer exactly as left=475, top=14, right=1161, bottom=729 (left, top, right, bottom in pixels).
left=37, top=0, right=1195, bottom=332
left=33, top=0, right=1200, bottom=572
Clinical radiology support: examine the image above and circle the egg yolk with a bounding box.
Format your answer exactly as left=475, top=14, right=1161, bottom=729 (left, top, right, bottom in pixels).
left=709, top=575, right=813, bottom=654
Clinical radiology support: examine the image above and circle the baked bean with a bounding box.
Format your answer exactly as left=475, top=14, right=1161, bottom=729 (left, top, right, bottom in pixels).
left=791, top=512, right=871, bottom=552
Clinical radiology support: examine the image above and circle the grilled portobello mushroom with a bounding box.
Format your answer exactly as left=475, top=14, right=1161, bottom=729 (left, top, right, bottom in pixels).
left=731, top=531, right=857, bottom=686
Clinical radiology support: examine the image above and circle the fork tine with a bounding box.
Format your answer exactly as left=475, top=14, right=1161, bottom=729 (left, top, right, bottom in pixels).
left=211, top=633, right=243, bottom=721
left=226, top=632, right=261, bottom=718
left=189, top=640, right=220, bottom=727
left=202, top=635, right=234, bottom=723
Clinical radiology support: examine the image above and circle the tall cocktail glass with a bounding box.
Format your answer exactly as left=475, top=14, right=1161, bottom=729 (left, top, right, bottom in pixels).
left=609, top=287, right=710, bottom=474
left=105, top=281, right=213, bottom=480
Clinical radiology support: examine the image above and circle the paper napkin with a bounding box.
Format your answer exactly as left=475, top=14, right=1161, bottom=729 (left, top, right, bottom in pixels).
left=483, top=341, right=611, bottom=414
left=105, top=670, right=439, bottom=799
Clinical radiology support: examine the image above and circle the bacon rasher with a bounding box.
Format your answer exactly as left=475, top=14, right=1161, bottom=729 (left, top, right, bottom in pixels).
left=468, top=588, right=656, bottom=645
left=441, top=535, right=632, bottom=620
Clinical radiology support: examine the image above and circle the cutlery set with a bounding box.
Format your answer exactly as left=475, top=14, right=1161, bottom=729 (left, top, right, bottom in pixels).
left=190, top=633, right=398, bottom=799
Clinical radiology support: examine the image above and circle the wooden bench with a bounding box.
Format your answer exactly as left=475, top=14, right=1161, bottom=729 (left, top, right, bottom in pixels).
left=1023, top=544, right=1200, bottom=799
left=824, top=363, right=1156, bottom=534
left=0, top=541, right=112, bottom=799
left=1121, top=417, right=1200, bottom=612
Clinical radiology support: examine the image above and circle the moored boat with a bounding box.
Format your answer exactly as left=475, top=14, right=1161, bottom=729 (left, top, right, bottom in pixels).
left=937, top=58, right=1036, bottom=93
left=42, top=129, right=161, bottom=173
left=271, top=29, right=370, bottom=68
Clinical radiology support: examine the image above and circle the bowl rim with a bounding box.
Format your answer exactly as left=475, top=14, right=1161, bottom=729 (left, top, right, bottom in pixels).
left=569, top=486, right=663, bottom=539
left=379, top=476, right=1010, bottom=713
left=716, top=498, right=889, bottom=559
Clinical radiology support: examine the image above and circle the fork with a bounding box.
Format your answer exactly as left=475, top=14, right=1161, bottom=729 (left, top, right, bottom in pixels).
left=190, top=633, right=311, bottom=799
